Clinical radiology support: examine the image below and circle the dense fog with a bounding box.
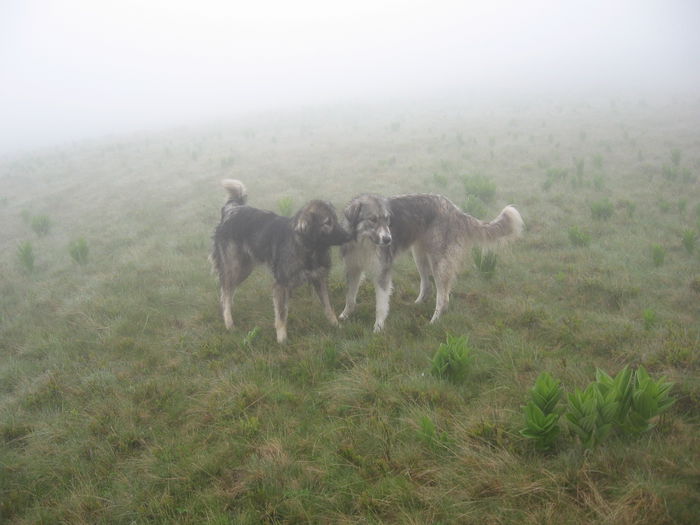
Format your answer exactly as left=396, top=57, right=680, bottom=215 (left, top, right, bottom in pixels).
left=1, top=0, right=699, bottom=154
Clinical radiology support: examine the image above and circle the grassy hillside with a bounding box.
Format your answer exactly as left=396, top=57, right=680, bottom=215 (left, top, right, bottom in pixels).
left=1, top=96, right=699, bottom=524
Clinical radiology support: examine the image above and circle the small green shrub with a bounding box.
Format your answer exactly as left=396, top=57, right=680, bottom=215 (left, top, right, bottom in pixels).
left=243, top=326, right=260, bottom=347
left=462, top=174, right=496, bottom=203
left=566, top=383, right=618, bottom=450
left=277, top=196, right=294, bottom=217
left=642, top=308, right=657, bottom=330
left=565, top=366, right=674, bottom=450
left=31, top=214, right=51, bottom=236
left=472, top=247, right=497, bottom=280
left=17, top=241, right=35, bottom=272
left=651, top=244, right=666, bottom=267
left=568, top=226, right=591, bottom=247
left=430, top=335, right=472, bottom=384
left=662, top=165, right=677, bottom=181
left=68, top=238, right=89, bottom=265
left=681, top=229, right=697, bottom=254
left=462, top=195, right=487, bottom=219
left=520, top=372, right=562, bottom=451
left=590, top=199, right=614, bottom=220
left=418, top=415, right=451, bottom=449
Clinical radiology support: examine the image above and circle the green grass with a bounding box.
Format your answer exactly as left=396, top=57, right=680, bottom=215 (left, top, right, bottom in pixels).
left=1, top=97, right=699, bottom=523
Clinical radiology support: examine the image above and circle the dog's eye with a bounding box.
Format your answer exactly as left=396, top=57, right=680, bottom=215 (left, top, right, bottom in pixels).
left=368, top=217, right=377, bottom=224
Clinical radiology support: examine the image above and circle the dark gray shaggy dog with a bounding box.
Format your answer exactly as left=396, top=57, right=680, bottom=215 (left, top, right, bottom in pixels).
left=340, top=193, right=524, bottom=331
left=211, top=179, right=350, bottom=343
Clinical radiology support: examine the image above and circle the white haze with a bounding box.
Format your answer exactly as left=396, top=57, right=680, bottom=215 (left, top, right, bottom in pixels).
left=1, top=0, right=698, bottom=154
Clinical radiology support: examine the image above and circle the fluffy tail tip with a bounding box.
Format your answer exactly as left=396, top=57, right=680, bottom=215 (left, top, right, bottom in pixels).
left=501, top=205, right=524, bottom=238
left=221, top=179, right=247, bottom=205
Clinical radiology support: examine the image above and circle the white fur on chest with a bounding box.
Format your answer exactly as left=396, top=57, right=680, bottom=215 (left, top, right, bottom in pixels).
left=343, top=238, right=385, bottom=277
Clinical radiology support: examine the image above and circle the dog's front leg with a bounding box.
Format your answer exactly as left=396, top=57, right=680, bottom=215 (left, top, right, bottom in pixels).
left=339, top=265, right=363, bottom=321
left=373, top=269, right=393, bottom=332
left=312, top=278, right=339, bottom=326
left=272, top=284, right=289, bottom=343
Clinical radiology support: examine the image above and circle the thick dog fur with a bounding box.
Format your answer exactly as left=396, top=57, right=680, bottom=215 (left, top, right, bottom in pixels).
left=340, top=193, right=524, bottom=331
left=211, top=179, right=350, bottom=343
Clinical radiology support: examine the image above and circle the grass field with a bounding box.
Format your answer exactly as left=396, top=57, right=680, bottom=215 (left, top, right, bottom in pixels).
left=1, top=95, right=699, bottom=524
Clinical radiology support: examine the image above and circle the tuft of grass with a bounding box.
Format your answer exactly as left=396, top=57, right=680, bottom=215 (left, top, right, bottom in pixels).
left=17, top=241, right=35, bottom=272
left=417, top=415, right=451, bottom=449
left=30, top=214, right=51, bottom=236
left=642, top=308, right=657, bottom=330
left=432, top=173, right=448, bottom=188
left=68, top=238, right=90, bottom=265
left=472, top=246, right=497, bottom=280
left=568, top=226, right=591, bottom=247
left=590, top=199, right=614, bottom=220
left=277, top=196, right=294, bottom=217
left=681, top=229, right=697, bottom=254
left=430, top=335, right=472, bottom=384
left=462, top=174, right=496, bottom=203
left=651, top=244, right=666, bottom=267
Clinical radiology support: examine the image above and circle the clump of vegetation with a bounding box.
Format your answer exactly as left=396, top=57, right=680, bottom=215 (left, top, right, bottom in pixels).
left=642, top=308, right=657, bottom=330
left=430, top=335, right=472, bottom=384
left=30, top=214, right=51, bottom=236
left=17, top=241, right=35, bottom=272
left=472, top=247, right=497, bottom=280
left=520, top=372, right=562, bottom=451
left=590, top=199, right=614, bottom=220
left=592, top=153, right=603, bottom=170
left=277, top=196, right=294, bottom=217
left=462, top=174, right=496, bottom=203
left=568, top=226, right=591, bottom=247
left=462, top=195, right=487, bottom=218
left=418, top=415, right=451, bottom=449
left=68, top=238, right=89, bottom=265
left=681, top=229, right=697, bottom=254
left=651, top=244, right=666, bottom=267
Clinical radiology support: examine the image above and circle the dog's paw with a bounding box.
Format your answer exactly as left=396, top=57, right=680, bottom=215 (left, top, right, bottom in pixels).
left=338, top=311, right=350, bottom=321
left=373, top=322, right=384, bottom=333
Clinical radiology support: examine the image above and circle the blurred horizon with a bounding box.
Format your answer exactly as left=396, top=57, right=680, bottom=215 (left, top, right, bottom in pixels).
left=2, top=0, right=699, bottom=155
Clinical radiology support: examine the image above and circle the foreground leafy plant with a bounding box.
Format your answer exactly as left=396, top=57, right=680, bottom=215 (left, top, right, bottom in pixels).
left=566, top=383, right=618, bottom=449
left=418, top=415, right=451, bottom=449
left=520, top=372, right=562, bottom=451
left=430, top=335, right=472, bottom=384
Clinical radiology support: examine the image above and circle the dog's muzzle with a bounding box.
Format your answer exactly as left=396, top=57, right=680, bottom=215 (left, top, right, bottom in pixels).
left=379, top=234, right=392, bottom=246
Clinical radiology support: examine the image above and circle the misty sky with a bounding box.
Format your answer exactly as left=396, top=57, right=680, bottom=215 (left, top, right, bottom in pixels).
left=1, top=0, right=699, bottom=154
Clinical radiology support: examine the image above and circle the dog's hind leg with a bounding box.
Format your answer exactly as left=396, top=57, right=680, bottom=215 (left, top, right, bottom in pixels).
left=339, top=264, right=363, bottom=321
left=272, top=283, right=290, bottom=343
left=373, top=268, right=393, bottom=332
left=220, top=249, right=253, bottom=330
left=430, top=259, right=456, bottom=324
left=312, top=277, right=339, bottom=326
left=411, top=244, right=432, bottom=304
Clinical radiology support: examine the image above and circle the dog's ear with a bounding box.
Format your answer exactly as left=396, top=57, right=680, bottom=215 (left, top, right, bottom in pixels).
left=294, top=216, right=309, bottom=234
left=344, top=201, right=362, bottom=226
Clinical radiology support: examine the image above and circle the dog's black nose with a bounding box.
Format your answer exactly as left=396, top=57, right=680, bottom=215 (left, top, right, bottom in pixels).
left=380, top=235, right=392, bottom=245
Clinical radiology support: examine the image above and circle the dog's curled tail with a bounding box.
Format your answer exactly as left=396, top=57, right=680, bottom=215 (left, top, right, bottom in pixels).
left=221, top=179, right=247, bottom=205
left=469, top=205, right=524, bottom=247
